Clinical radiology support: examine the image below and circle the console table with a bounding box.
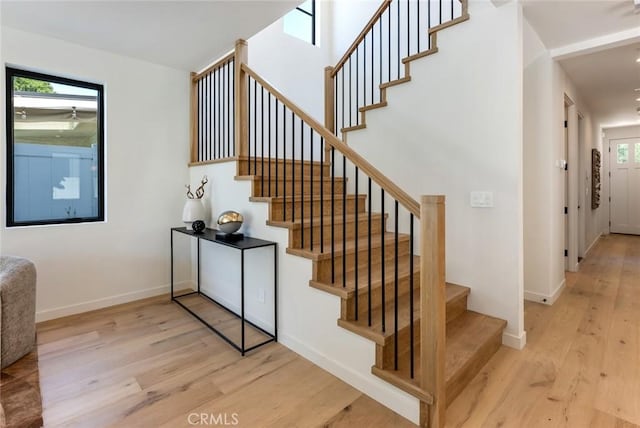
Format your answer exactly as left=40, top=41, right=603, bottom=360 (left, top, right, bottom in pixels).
left=170, top=227, right=277, bottom=355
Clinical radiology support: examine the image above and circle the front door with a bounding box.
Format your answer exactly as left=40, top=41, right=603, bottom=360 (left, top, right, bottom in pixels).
left=610, top=138, right=640, bottom=235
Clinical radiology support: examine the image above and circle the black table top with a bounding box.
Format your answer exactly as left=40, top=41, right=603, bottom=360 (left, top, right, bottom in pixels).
left=172, top=227, right=276, bottom=250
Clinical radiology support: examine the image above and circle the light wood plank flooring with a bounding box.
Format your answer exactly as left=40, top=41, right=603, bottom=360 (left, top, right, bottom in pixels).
left=2, top=233, right=640, bottom=427
left=447, top=233, right=640, bottom=427
left=29, top=295, right=415, bottom=427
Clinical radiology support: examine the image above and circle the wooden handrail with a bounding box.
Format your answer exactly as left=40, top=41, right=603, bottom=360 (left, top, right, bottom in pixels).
left=331, top=0, right=392, bottom=77
left=420, top=195, right=446, bottom=428
left=240, top=62, right=420, bottom=218
left=193, top=51, right=235, bottom=82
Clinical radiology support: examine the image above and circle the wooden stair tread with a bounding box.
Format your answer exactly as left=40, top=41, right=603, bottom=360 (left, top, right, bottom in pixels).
left=371, top=310, right=506, bottom=404
left=266, top=212, right=386, bottom=229
left=359, top=101, right=388, bottom=112
left=236, top=175, right=344, bottom=183
left=308, top=254, right=420, bottom=298
left=236, top=156, right=330, bottom=167
left=287, top=232, right=409, bottom=261
left=338, top=282, right=469, bottom=346
left=341, top=124, right=367, bottom=133
left=250, top=194, right=365, bottom=204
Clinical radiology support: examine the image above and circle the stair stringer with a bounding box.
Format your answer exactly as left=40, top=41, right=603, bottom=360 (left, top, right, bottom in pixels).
left=343, top=0, right=525, bottom=348
left=188, top=161, right=422, bottom=425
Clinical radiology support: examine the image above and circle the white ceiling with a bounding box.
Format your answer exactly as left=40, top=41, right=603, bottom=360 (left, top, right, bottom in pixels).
left=559, top=42, right=640, bottom=126
left=523, top=0, right=640, bottom=49
left=524, top=0, right=640, bottom=126
left=1, top=1, right=299, bottom=72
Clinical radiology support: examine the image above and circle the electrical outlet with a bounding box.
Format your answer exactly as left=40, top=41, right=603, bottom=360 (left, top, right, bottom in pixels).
left=258, top=288, right=265, bottom=303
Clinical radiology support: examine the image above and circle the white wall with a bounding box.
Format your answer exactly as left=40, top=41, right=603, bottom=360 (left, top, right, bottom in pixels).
left=1, top=27, right=190, bottom=321
left=523, top=18, right=603, bottom=305
left=344, top=0, right=526, bottom=348
left=247, top=1, right=334, bottom=121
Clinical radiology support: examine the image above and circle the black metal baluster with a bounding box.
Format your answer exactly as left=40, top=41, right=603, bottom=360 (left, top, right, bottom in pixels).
left=397, top=0, right=400, bottom=79
left=246, top=77, right=250, bottom=171
left=367, top=177, right=372, bottom=327
left=418, top=0, right=421, bottom=52
left=354, top=166, right=359, bottom=320
left=204, top=74, right=211, bottom=160
left=379, top=18, right=382, bottom=92
left=253, top=79, right=257, bottom=175
left=428, top=0, right=432, bottom=48
left=451, top=0, right=454, bottom=20
left=283, top=104, right=287, bottom=221
left=394, top=200, right=399, bottom=370
left=381, top=188, right=385, bottom=333
left=409, top=213, right=415, bottom=378
left=229, top=60, right=232, bottom=157
left=407, top=0, right=410, bottom=58
left=300, top=119, right=305, bottom=249
left=331, top=147, right=335, bottom=283
left=291, top=111, right=295, bottom=222
left=198, top=79, right=202, bottom=162
left=349, top=56, right=352, bottom=127
left=370, top=31, right=374, bottom=104
left=275, top=99, right=279, bottom=197
left=310, top=128, right=314, bottom=251
left=214, top=69, right=217, bottom=159
left=440, top=0, right=442, bottom=24
left=388, top=7, right=391, bottom=82
left=341, top=68, right=345, bottom=132
left=226, top=62, right=230, bottom=158
left=232, top=60, right=235, bottom=156
left=333, top=75, right=340, bottom=135
left=268, top=93, right=272, bottom=197
left=217, top=68, right=220, bottom=159
left=261, top=86, right=265, bottom=197
left=342, top=154, right=347, bottom=287
left=320, top=137, right=325, bottom=253
left=362, top=38, right=365, bottom=109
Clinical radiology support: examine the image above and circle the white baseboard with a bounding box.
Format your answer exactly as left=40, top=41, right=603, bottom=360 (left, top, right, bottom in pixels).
left=502, top=330, right=527, bottom=350
left=584, top=233, right=602, bottom=258
left=278, top=332, right=420, bottom=425
left=524, top=278, right=566, bottom=306
left=35, top=281, right=193, bottom=323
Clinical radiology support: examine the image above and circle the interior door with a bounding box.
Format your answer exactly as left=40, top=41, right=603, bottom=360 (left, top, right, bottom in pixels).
left=610, top=138, right=640, bottom=235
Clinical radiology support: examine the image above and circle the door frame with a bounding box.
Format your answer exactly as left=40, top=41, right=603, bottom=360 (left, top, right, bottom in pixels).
left=564, top=94, right=579, bottom=273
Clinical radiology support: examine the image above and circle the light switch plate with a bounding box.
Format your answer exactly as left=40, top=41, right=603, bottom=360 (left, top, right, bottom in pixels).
left=470, top=191, right=494, bottom=208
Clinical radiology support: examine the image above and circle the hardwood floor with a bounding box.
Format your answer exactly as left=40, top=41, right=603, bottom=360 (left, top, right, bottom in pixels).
left=8, top=295, right=415, bottom=428
left=2, top=233, right=639, bottom=427
left=447, top=233, right=640, bottom=427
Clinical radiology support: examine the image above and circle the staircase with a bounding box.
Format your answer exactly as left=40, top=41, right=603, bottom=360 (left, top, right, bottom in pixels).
left=188, top=1, right=507, bottom=426
left=236, top=154, right=506, bottom=412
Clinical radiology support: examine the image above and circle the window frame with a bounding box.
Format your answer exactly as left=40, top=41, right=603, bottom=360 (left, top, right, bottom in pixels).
left=286, top=0, right=317, bottom=46
left=5, top=66, right=105, bottom=227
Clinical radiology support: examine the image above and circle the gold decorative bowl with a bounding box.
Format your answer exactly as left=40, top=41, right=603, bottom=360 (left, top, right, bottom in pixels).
left=217, top=210, right=244, bottom=234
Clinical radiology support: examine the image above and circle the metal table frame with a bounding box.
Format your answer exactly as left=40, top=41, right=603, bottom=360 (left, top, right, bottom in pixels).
left=170, top=227, right=277, bottom=355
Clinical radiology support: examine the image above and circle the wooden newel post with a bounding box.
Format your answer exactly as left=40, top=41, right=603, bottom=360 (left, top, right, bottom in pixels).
left=234, top=39, right=248, bottom=173
left=189, top=72, right=198, bottom=164
left=324, top=66, right=335, bottom=133
left=419, top=195, right=446, bottom=428
left=324, top=66, right=335, bottom=162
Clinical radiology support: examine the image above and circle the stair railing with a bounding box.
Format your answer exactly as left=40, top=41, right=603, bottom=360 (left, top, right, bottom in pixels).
left=239, top=60, right=447, bottom=427
left=325, top=0, right=467, bottom=138
left=189, top=46, right=238, bottom=165
left=191, top=38, right=447, bottom=428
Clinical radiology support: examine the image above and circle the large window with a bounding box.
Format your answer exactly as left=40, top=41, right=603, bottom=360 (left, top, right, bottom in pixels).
left=6, top=67, right=105, bottom=227
left=283, top=0, right=316, bottom=45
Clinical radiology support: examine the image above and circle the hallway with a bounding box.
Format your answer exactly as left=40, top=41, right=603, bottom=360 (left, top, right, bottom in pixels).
left=447, top=233, right=640, bottom=427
